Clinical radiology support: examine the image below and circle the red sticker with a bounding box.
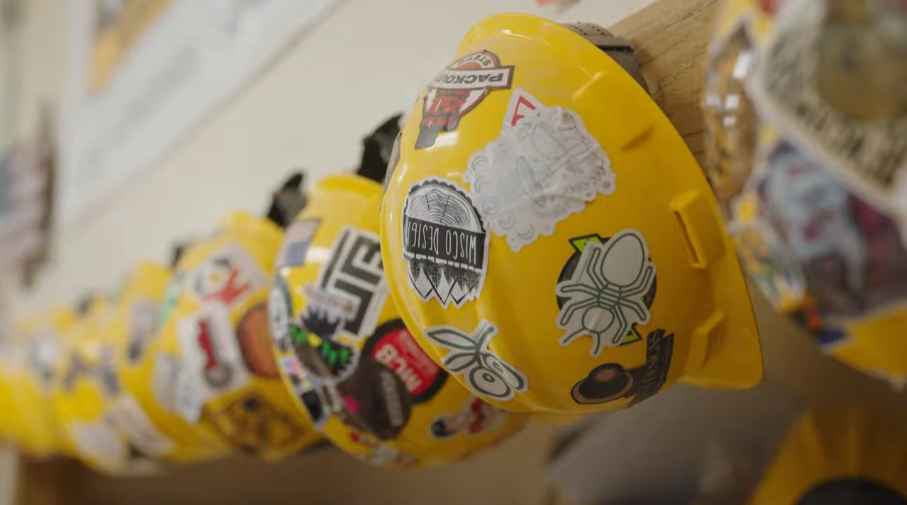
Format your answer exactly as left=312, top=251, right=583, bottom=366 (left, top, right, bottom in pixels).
left=363, top=319, right=447, bottom=403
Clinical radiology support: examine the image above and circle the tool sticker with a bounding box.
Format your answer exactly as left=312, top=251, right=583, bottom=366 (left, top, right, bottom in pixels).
left=127, top=299, right=160, bottom=363
left=464, top=98, right=616, bottom=253
left=756, top=142, right=907, bottom=321
left=555, top=229, right=656, bottom=356
left=175, top=303, right=250, bottom=423
left=402, top=177, right=489, bottom=308
left=556, top=233, right=657, bottom=348
left=425, top=320, right=527, bottom=401
left=203, top=393, right=305, bottom=454
left=751, top=0, right=907, bottom=210
left=277, top=219, right=320, bottom=268
left=416, top=50, right=514, bottom=150
left=361, top=319, right=447, bottom=404
left=572, top=329, right=674, bottom=405
left=237, top=304, right=279, bottom=380
left=305, top=226, right=387, bottom=340
left=430, top=396, right=508, bottom=439
left=187, top=242, right=268, bottom=309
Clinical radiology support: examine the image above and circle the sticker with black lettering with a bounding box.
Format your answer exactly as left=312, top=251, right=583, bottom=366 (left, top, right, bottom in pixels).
left=303, top=226, right=387, bottom=340
left=750, top=0, right=907, bottom=211
left=425, top=320, right=528, bottom=401
left=402, top=177, right=489, bottom=308
left=555, top=230, right=656, bottom=357
left=416, top=50, right=514, bottom=150
left=361, top=319, right=447, bottom=404
left=571, top=329, right=674, bottom=406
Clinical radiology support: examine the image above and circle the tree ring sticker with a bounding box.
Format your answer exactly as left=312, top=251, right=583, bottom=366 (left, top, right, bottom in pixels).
left=555, top=229, right=656, bottom=357
left=416, top=50, right=514, bottom=150
left=750, top=0, right=907, bottom=214
left=464, top=90, right=616, bottom=253
left=424, top=320, right=528, bottom=401
left=402, top=177, right=490, bottom=308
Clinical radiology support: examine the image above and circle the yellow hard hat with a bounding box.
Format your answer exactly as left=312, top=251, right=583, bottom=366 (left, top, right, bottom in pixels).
left=380, top=13, right=763, bottom=415
left=135, top=211, right=320, bottom=462
left=704, top=0, right=907, bottom=386
left=55, top=265, right=178, bottom=474
left=271, top=174, right=528, bottom=467
left=3, top=307, right=75, bottom=458
left=749, top=405, right=907, bottom=504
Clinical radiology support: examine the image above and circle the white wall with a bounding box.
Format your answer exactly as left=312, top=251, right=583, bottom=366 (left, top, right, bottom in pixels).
left=7, top=0, right=657, bottom=313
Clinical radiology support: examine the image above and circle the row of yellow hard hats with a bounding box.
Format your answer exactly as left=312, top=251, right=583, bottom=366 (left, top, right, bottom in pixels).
left=0, top=0, right=904, bottom=496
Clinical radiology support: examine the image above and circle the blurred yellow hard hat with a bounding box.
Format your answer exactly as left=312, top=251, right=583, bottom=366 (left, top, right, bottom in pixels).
left=704, top=0, right=907, bottom=386
left=271, top=174, right=528, bottom=467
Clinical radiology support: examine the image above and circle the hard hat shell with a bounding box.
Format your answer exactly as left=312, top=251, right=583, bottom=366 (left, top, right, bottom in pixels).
left=54, top=264, right=175, bottom=474
left=3, top=307, right=75, bottom=458
left=704, top=0, right=907, bottom=386
left=749, top=405, right=907, bottom=505
left=380, top=13, right=763, bottom=415
left=270, top=174, right=528, bottom=468
left=130, top=212, right=320, bottom=463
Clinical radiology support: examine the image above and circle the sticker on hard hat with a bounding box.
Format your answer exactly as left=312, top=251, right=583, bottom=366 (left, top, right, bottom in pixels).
left=464, top=92, right=616, bottom=253
left=555, top=232, right=657, bottom=349
left=361, top=319, right=447, bottom=404
left=750, top=0, right=907, bottom=209
left=424, top=320, right=528, bottom=401
left=268, top=276, right=295, bottom=353
left=303, top=226, right=387, bottom=341
left=236, top=304, right=280, bottom=380
left=571, top=329, right=673, bottom=406
left=276, top=219, right=320, bottom=269
left=416, top=51, right=514, bottom=150
left=402, top=177, right=489, bottom=308
left=751, top=142, right=907, bottom=322
left=127, top=299, right=159, bottom=363
left=429, top=396, right=509, bottom=439
left=555, top=229, right=656, bottom=356
left=202, top=392, right=306, bottom=454
left=187, top=243, right=268, bottom=309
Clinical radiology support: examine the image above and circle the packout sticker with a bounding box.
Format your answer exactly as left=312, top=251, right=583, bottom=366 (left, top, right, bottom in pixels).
left=464, top=91, right=616, bottom=252
left=555, top=229, right=656, bottom=357
left=424, top=320, right=527, bottom=401
left=571, top=328, right=674, bottom=406
left=402, top=177, right=489, bottom=308
left=416, top=50, right=514, bottom=150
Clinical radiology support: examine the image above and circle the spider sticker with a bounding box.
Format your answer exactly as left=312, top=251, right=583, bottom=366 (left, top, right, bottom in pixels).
left=424, top=320, right=527, bottom=401
left=555, top=229, right=656, bottom=357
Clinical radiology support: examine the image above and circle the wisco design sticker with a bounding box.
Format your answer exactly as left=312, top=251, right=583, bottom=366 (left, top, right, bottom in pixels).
left=750, top=0, right=907, bottom=209
left=555, top=229, right=656, bottom=357
left=424, top=320, right=527, bottom=401
left=402, top=177, right=490, bottom=308
left=416, top=50, right=514, bottom=150
left=464, top=97, right=616, bottom=253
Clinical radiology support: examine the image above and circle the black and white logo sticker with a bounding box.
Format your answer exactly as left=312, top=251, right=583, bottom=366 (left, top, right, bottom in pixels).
left=305, top=226, right=387, bottom=340
left=402, top=177, right=489, bottom=308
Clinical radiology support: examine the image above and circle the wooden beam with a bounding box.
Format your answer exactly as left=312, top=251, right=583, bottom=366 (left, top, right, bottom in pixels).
left=612, top=0, right=719, bottom=166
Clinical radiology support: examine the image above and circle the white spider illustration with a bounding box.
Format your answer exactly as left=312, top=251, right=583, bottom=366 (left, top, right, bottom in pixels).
left=555, top=230, right=656, bottom=357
